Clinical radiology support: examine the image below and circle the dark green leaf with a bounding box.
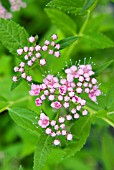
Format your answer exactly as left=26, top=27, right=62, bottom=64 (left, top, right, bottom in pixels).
left=33, top=134, right=53, bottom=170
left=94, top=60, right=113, bottom=76
left=11, top=77, right=23, bottom=91
left=82, top=0, right=95, bottom=11
left=46, top=0, right=84, bottom=15
left=45, top=8, right=77, bottom=36
left=0, top=18, right=29, bottom=55
left=63, top=115, right=92, bottom=158
left=58, top=36, right=80, bottom=50
left=8, top=108, right=40, bottom=135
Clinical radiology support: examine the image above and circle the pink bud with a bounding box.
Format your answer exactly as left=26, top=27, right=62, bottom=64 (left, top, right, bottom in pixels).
left=29, top=47, right=34, bottom=52
left=50, top=120, right=56, bottom=126
left=36, top=52, right=41, bottom=58
left=28, top=36, right=35, bottom=43
left=44, top=40, right=50, bottom=46
left=58, top=117, right=65, bottom=123
left=35, top=45, right=41, bottom=51
left=45, top=128, right=52, bottom=134
left=40, top=59, right=46, bottom=66
left=71, top=108, right=76, bottom=114
left=53, top=139, right=60, bottom=146
left=17, top=48, right=23, bottom=55
left=66, top=115, right=72, bottom=121
left=20, top=62, right=25, bottom=67
left=55, top=44, right=60, bottom=49
left=28, top=60, right=33, bottom=66
left=48, top=50, right=54, bottom=55
left=51, top=34, right=58, bottom=40
left=66, top=134, right=73, bottom=141
left=74, top=113, right=80, bottom=119
left=14, top=66, right=19, bottom=72
left=63, top=102, right=69, bottom=108
left=42, top=45, right=48, bottom=51
left=26, top=76, right=32, bottom=82
left=48, top=95, right=55, bottom=101
left=24, top=55, right=29, bottom=60
left=54, top=51, right=60, bottom=58
left=62, top=130, right=67, bottom=136
left=21, top=73, right=26, bottom=78
left=24, top=46, right=28, bottom=52
left=82, top=110, right=88, bottom=115
left=35, top=98, right=42, bottom=106
left=12, top=76, right=18, bottom=82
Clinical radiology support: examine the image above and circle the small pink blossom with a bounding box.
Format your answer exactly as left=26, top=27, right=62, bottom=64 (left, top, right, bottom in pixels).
left=51, top=34, right=58, bottom=40
left=40, top=59, right=46, bottom=66
left=28, top=36, right=35, bottom=43
left=58, top=117, right=65, bottom=123
left=51, top=101, right=62, bottom=109
left=35, top=45, right=41, bottom=51
left=54, top=51, right=60, bottom=58
left=35, top=98, right=42, bottom=106
left=26, top=76, right=32, bottom=82
left=67, top=134, right=73, bottom=141
left=17, top=48, right=23, bottom=55
left=12, top=76, right=18, bottom=82
left=53, top=139, right=60, bottom=146
left=59, top=85, right=67, bottom=95
left=38, top=113, right=49, bottom=128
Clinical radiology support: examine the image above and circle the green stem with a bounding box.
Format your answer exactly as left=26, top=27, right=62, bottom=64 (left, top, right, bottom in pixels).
left=102, top=117, right=114, bottom=128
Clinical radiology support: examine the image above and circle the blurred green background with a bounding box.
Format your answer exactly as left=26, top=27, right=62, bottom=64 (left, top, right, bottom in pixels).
left=0, top=0, right=114, bottom=169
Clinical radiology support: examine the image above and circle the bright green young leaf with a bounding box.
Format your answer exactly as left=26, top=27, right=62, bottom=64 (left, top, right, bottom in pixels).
left=46, top=0, right=84, bottom=15
left=82, top=0, right=95, bottom=11
left=45, top=8, right=77, bottom=36
left=82, top=31, right=114, bottom=49
left=0, top=18, right=29, bottom=55
left=8, top=108, right=40, bottom=135
left=63, top=115, right=92, bottom=158
left=93, top=60, right=114, bottom=76
left=58, top=36, right=80, bottom=50
left=33, top=133, right=53, bottom=170
left=11, top=77, right=23, bottom=91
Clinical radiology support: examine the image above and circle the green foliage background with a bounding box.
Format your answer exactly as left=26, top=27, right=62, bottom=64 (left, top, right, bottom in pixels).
left=0, top=0, right=114, bottom=170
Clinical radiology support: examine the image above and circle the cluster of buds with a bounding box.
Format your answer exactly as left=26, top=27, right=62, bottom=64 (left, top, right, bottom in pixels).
left=9, top=0, right=26, bottom=12
left=30, top=63, right=101, bottom=145
left=36, top=111, right=73, bottom=146
left=12, top=34, right=61, bottom=83
left=0, top=2, right=12, bottom=19
left=0, top=0, right=26, bottom=19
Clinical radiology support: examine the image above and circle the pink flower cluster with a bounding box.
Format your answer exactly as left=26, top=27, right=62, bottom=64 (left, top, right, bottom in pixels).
left=37, top=111, right=73, bottom=146
left=0, top=3, right=12, bottom=19
left=9, top=0, right=26, bottom=12
left=30, top=64, right=101, bottom=145
left=12, top=34, right=61, bottom=83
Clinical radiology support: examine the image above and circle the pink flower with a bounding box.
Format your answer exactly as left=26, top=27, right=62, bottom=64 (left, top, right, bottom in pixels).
left=43, top=74, right=59, bottom=88
left=89, top=86, right=101, bottom=102
left=38, top=113, right=49, bottom=128
left=35, top=98, right=42, bottom=106
left=51, top=34, right=58, bottom=40
left=59, top=85, right=67, bottom=95
left=29, top=84, right=41, bottom=96
left=51, top=101, right=62, bottom=109
left=65, top=65, right=78, bottom=82
left=28, top=36, right=35, bottom=43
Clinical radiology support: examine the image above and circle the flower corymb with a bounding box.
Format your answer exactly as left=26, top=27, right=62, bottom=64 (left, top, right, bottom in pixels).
left=30, top=62, right=101, bottom=146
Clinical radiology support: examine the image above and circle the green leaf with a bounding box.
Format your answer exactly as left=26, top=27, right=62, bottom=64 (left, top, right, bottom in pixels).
left=8, top=108, right=40, bottom=135
left=33, top=134, right=53, bottom=170
left=82, top=0, right=95, bottom=11
left=0, top=18, right=29, bottom=55
left=63, top=115, right=92, bottom=158
left=106, top=85, right=114, bottom=111
left=82, top=31, right=114, bottom=49
left=45, top=8, right=77, bottom=36
left=102, top=133, right=114, bottom=170
left=46, top=0, right=84, bottom=15
left=58, top=36, right=80, bottom=50
left=93, top=60, right=114, bottom=76
left=11, top=77, right=23, bottom=91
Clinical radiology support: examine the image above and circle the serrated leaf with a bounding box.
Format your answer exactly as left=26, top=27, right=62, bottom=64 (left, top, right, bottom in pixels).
left=63, top=115, right=92, bottom=158
left=58, top=36, right=80, bottom=50
left=8, top=108, right=40, bottom=135
left=93, top=60, right=113, bottom=76
left=83, top=31, right=114, bottom=49
left=33, top=134, right=53, bottom=170
left=82, top=0, right=95, bottom=11
left=11, top=77, right=23, bottom=91
left=0, top=18, right=29, bottom=55
left=46, top=0, right=84, bottom=15
left=45, top=8, right=77, bottom=36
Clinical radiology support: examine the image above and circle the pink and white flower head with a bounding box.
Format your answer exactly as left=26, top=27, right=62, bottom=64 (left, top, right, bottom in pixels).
left=38, top=113, right=49, bottom=128
left=29, top=84, right=41, bottom=96
left=40, top=59, right=46, bottom=66
left=89, top=86, right=101, bottom=102
left=51, top=101, right=62, bottom=109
